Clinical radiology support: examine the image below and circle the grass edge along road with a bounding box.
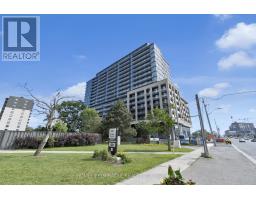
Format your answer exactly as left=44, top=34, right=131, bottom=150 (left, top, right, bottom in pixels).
left=43, top=144, right=193, bottom=153
left=0, top=153, right=181, bottom=184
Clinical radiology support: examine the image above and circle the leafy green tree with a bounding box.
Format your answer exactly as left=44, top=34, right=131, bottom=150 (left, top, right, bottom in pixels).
left=25, top=126, right=34, bottom=132
left=192, top=130, right=210, bottom=137
left=57, top=101, right=87, bottom=132
left=34, top=125, right=47, bottom=131
left=53, top=120, right=68, bottom=133
left=122, top=127, right=137, bottom=142
left=80, top=108, right=102, bottom=132
left=134, top=121, right=151, bottom=143
left=147, top=108, right=174, bottom=151
left=103, top=100, right=132, bottom=137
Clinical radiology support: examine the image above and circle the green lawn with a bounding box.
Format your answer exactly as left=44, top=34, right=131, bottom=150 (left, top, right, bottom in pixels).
left=0, top=153, right=181, bottom=184
left=44, top=144, right=193, bottom=152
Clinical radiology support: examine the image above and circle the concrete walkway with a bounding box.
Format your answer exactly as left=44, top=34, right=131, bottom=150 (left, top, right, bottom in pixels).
left=0, top=150, right=187, bottom=155
left=117, top=144, right=213, bottom=185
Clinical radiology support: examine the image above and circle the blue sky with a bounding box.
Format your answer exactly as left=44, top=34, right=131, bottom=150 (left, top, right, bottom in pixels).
left=0, top=14, right=256, bottom=133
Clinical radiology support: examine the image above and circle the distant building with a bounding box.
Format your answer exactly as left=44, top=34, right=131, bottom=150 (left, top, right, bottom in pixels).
left=0, top=96, right=34, bottom=131
left=226, top=122, right=256, bottom=137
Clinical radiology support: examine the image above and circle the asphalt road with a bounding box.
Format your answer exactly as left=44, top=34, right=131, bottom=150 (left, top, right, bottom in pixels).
left=231, top=138, right=256, bottom=160
left=182, top=143, right=256, bottom=184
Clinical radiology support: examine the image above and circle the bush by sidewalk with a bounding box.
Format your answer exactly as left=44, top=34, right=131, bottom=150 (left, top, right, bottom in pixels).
left=13, top=133, right=99, bottom=149
left=160, top=165, right=195, bottom=185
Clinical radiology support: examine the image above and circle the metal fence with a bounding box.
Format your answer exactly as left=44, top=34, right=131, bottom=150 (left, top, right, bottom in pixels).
left=0, top=131, right=102, bottom=150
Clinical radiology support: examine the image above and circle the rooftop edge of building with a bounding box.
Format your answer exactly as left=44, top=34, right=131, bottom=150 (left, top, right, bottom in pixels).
left=94, top=42, right=154, bottom=76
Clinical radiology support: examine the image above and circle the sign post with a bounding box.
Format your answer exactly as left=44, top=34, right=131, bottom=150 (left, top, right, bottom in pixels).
left=108, top=128, right=118, bottom=155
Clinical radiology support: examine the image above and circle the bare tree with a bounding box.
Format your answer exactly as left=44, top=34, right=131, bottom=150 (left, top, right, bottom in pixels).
left=24, top=84, right=70, bottom=156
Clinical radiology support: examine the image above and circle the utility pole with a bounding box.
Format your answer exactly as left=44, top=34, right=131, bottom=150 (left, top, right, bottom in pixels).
left=202, top=98, right=216, bottom=147
left=214, top=118, right=220, bottom=137
left=195, top=94, right=209, bottom=158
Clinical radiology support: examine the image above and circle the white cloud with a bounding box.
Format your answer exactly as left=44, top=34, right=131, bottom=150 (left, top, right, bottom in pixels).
left=199, top=82, right=230, bottom=98
left=249, top=108, right=256, bottom=113
left=218, top=51, right=256, bottom=70
left=216, top=22, right=256, bottom=50
left=214, top=14, right=232, bottom=21
left=72, top=54, right=87, bottom=62
left=61, top=82, right=86, bottom=101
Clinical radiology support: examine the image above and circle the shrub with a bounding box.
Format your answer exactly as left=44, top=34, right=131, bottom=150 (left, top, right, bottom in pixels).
left=13, top=136, right=41, bottom=149
left=160, top=165, right=195, bottom=185
left=92, top=150, right=100, bottom=158
left=116, top=152, right=131, bottom=164
left=92, top=149, right=112, bottom=161
left=46, top=137, right=55, bottom=148
left=13, top=133, right=100, bottom=149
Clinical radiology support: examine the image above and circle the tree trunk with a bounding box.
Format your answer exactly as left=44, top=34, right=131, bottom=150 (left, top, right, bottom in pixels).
left=167, top=126, right=171, bottom=151
left=167, top=133, right=171, bottom=151
left=33, top=130, right=51, bottom=156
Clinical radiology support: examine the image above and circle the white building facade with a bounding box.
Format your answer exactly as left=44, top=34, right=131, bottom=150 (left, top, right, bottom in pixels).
left=0, top=96, right=34, bottom=131
left=127, top=78, right=191, bottom=136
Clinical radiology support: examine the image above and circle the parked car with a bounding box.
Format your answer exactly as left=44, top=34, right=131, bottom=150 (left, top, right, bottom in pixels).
left=179, top=135, right=189, bottom=145
left=251, top=138, right=256, bottom=142
left=190, top=137, right=198, bottom=145
left=150, top=137, right=160, bottom=143
left=225, top=138, right=232, bottom=144
left=239, top=138, right=246, bottom=142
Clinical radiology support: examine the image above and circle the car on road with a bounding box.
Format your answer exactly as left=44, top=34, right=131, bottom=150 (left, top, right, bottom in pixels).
left=225, top=138, right=232, bottom=144
left=179, top=135, right=190, bottom=145
left=251, top=138, right=256, bottom=142
left=239, top=138, right=246, bottom=142
left=216, top=138, right=225, bottom=143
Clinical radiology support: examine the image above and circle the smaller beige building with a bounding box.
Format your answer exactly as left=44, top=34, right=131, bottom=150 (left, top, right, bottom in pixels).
left=0, top=96, right=34, bottom=131
left=127, top=79, right=192, bottom=136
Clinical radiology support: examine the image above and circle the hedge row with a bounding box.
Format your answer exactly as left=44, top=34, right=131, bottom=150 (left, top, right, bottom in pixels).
left=13, top=133, right=100, bottom=149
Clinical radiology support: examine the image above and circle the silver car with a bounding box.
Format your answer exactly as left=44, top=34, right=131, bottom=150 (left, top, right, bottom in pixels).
left=239, top=138, right=246, bottom=142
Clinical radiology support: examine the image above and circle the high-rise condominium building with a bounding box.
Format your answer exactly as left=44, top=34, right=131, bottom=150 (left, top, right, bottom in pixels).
left=85, top=43, right=170, bottom=116
left=0, top=96, right=34, bottom=131
left=85, top=43, right=192, bottom=134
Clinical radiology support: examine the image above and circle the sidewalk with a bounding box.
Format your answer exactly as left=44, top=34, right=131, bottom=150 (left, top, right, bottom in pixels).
left=0, top=150, right=187, bottom=155
left=182, top=143, right=256, bottom=184
left=117, top=144, right=212, bottom=185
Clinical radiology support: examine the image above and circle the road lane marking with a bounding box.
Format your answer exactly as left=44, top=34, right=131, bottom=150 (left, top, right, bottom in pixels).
left=232, top=144, right=256, bottom=166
